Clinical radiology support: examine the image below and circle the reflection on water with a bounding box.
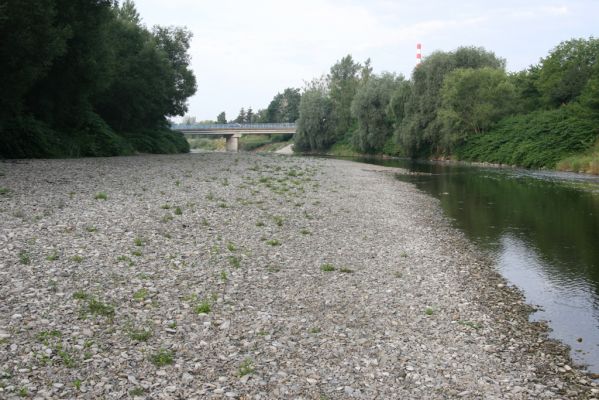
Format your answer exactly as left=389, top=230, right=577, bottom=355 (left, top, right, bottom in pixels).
left=352, top=157, right=599, bottom=372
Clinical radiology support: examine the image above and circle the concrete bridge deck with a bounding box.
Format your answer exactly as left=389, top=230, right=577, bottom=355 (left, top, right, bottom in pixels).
left=171, top=123, right=296, bottom=151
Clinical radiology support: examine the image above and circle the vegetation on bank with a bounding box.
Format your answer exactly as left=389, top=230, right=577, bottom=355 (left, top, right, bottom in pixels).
left=0, top=0, right=195, bottom=158
left=290, top=38, right=599, bottom=173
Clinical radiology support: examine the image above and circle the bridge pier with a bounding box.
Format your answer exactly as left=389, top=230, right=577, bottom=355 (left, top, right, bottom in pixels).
left=225, top=134, right=241, bottom=152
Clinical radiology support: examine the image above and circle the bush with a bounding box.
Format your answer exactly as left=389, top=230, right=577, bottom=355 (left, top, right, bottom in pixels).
left=455, top=104, right=599, bottom=169
left=125, top=129, right=189, bottom=154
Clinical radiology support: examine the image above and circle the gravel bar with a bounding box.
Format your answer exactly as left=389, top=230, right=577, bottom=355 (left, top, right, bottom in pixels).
left=0, top=153, right=596, bottom=399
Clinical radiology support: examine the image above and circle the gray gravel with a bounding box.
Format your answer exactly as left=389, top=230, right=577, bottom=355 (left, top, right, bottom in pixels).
left=0, top=153, right=596, bottom=399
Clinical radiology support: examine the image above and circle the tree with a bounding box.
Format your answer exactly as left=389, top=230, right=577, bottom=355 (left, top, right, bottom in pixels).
left=235, top=108, right=246, bottom=123
left=294, top=87, right=335, bottom=151
left=265, top=88, right=301, bottom=122
left=217, top=111, right=227, bottom=123
left=0, top=0, right=195, bottom=158
left=437, top=67, right=516, bottom=150
left=246, top=107, right=254, bottom=123
left=182, top=115, right=196, bottom=125
left=0, top=0, right=69, bottom=120
left=328, top=55, right=363, bottom=142
left=537, top=37, right=599, bottom=107
left=117, top=0, right=140, bottom=24
left=351, top=73, right=403, bottom=153
left=152, top=25, right=197, bottom=117
left=397, top=46, right=506, bottom=156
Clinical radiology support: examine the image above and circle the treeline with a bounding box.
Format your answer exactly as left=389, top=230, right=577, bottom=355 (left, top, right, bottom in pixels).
left=293, top=38, right=599, bottom=171
left=208, top=88, right=301, bottom=124
left=0, top=0, right=196, bottom=158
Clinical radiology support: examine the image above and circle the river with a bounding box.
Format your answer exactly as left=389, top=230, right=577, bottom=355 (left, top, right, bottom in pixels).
left=349, top=157, right=599, bottom=373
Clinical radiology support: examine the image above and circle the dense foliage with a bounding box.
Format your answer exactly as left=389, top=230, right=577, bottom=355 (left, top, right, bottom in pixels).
left=0, top=0, right=195, bottom=158
left=291, top=38, right=599, bottom=172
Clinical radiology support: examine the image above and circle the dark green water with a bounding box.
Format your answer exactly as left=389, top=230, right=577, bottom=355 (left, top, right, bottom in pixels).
left=351, top=157, right=599, bottom=372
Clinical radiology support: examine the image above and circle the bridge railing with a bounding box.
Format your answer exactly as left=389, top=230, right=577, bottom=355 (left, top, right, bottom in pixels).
left=172, top=122, right=296, bottom=130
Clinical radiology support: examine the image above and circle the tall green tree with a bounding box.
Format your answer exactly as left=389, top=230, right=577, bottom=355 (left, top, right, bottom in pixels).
left=0, top=0, right=196, bottom=158
left=265, top=88, right=301, bottom=122
left=217, top=111, right=227, bottom=123
left=351, top=73, right=404, bottom=153
left=537, top=37, right=599, bottom=107
left=294, top=86, right=335, bottom=151
left=328, top=55, right=363, bottom=142
left=397, top=46, right=505, bottom=156
left=437, top=67, right=516, bottom=150
left=235, top=108, right=246, bottom=123
left=0, top=0, right=69, bottom=120
left=152, top=25, right=197, bottom=117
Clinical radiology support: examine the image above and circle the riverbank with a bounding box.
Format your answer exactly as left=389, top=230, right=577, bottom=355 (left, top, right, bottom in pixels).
left=0, top=153, right=596, bottom=398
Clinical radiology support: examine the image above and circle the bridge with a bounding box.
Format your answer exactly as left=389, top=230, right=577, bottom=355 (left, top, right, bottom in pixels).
left=171, top=123, right=296, bottom=152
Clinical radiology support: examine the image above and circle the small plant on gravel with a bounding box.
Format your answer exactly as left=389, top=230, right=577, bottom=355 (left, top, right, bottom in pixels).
left=168, top=321, right=177, bottom=329
left=18, top=387, right=28, bottom=397
left=266, top=239, right=281, bottom=246
left=228, top=256, right=241, bottom=268
left=424, top=307, right=434, bottom=316
left=150, top=348, right=174, bottom=367
left=160, top=204, right=171, bottom=209
left=218, top=202, right=228, bottom=208
left=132, top=249, right=142, bottom=257
left=87, top=298, right=115, bottom=318
left=300, top=228, right=311, bottom=235
left=195, top=300, right=211, bottom=314
left=129, top=327, right=152, bottom=342
left=238, top=357, right=254, bottom=376
left=117, top=255, right=134, bottom=266
left=72, top=379, right=82, bottom=390
left=459, top=320, right=482, bottom=330
left=94, top=192, right=107, bottom=200
left=256, top=221, right=265, bottom=227
left=220, top=271, right=228, bottom=282
left=70, top=255, right=83, bottom=263
left=400, top=251, right=408, bottom=258
left=339, top=267, right=354, bottom=273
left=174, top=206, right=183, bottom=215
left=72, top=290, right=90, bottom=300
left=175, top=180, right=181, bottom=187
left=273, top=216, right=284, bottom=226
left=36, top=330, right=62, bottom=344
left=130, top=387, right=145, bottom=396
left=134, top=237, right=144, bottom=246
left=206, top=192, right=215, bottom=201
left=161, top=214, right=173, bottom=223
left=48, top=279, right=58, bottom=293
left=0, top=187, right=10, bottom=196
left=58, top=349, right=76, bottom=367
left=85, top=226, right=97, bottom=233
left=320, top=264, right=335, bottom=272
left=309, top=327, right=321, bottom=334
left=133, top=288, right=149, bottom=301
left=227, top=242, right=237, bottom=252
left=18, top=250, right=31, bottom=265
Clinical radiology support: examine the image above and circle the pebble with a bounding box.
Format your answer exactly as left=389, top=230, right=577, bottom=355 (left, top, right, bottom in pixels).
left=0, top=154, right=591, bottom=399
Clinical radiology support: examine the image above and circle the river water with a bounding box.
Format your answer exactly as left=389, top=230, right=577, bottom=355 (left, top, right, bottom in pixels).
left=351, top=157, right=599, bottom=372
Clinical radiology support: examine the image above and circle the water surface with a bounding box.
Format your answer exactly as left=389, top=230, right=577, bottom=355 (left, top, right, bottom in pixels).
left=350, top=157, right=599, bottom=372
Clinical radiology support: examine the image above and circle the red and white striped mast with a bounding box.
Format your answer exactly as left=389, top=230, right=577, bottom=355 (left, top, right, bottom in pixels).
left=416, top=43, right=422, bottom=66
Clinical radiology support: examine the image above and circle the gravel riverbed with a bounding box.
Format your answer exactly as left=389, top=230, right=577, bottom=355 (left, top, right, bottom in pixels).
left=0, top=153, right=596, bottom=399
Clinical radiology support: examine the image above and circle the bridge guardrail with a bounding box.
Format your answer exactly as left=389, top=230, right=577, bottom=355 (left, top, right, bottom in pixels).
left=172, top=123, right=296, bottom=130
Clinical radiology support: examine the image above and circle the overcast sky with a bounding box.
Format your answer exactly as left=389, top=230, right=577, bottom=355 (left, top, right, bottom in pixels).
left=133, top=0, right=598, bottom=121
